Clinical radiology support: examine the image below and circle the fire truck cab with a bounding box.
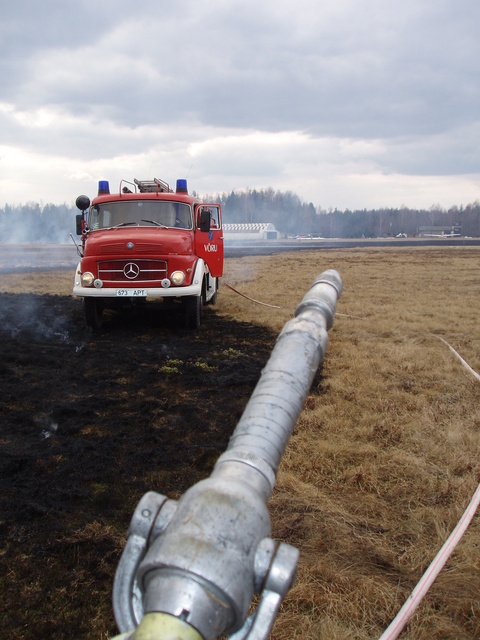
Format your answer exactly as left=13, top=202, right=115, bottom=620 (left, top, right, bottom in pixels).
left=73, top=178, right=223, bottom=329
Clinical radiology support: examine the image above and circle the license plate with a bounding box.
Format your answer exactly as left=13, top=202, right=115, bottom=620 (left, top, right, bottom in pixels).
left=116, top=289, right=147, bottom=297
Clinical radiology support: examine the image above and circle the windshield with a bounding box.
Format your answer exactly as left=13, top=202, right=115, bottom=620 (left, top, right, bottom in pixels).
left=88, top=200, right=193, bottom=230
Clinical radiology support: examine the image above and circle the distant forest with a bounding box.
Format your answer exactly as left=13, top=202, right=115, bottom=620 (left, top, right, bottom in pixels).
left=1, top=189, right=480, bottom=243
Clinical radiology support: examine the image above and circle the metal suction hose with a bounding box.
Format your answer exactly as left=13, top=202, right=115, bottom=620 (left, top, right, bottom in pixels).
left=112, top=269, right=342, bottom=640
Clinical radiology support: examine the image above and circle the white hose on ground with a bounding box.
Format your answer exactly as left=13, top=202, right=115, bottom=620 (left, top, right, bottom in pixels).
left=223, top=281, right=281, bottom=308
left=379, top=336, right=480, bottom=640
left=379, top=482, right=480, bottom=640
left=432, top=334, right=480, bottom=383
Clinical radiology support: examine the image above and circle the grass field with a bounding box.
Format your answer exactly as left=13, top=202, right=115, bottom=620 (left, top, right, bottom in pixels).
left=219, top=247, right=480, bottom=639
left=2, top=246, right=480, bottom=639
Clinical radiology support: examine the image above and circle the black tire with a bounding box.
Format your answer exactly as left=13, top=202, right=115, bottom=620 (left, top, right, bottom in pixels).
left=84, top=298, right=104, bottom=330
left=184, top=295, right=202, bottom=329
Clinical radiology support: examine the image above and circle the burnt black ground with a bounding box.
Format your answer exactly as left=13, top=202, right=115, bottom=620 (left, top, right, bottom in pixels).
left=0, top=292, right=276, bottom=638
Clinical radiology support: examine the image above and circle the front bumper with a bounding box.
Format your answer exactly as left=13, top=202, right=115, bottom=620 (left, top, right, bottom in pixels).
left=73, top=260, right=204, bottom=298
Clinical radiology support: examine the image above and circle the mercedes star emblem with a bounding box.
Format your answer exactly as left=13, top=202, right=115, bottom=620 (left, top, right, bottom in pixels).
left=124, top=262, right=140, bottom=279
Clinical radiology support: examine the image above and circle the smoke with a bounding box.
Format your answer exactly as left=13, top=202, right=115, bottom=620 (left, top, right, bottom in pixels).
left=35, top=414, right=59, bottom=440
left=0, top=294, right=66, bottom=340
left=0, top=202, right=77, bottom=245
left=0, top=243, right=78, bottom=273
left=0, top=292, right=86, bottom=348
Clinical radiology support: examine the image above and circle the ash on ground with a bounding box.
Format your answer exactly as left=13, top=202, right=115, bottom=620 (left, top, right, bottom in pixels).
left=0, top=292, right=275, bottom=639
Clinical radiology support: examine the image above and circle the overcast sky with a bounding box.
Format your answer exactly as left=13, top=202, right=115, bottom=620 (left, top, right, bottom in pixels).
left=1, top=0, right=479, bottom=210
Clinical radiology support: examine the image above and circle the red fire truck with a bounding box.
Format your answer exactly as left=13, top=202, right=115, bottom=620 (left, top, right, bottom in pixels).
left=73, top=178, right=223, bottom=329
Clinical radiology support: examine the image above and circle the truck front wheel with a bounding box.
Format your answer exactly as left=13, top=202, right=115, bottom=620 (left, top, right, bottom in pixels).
left=84, top=298, right=104, bottom=330
left=184, top=295, right=202, bottom=329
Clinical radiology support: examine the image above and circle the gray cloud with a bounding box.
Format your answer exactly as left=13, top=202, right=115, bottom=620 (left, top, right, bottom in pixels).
left=1, top=0, right=479, bottom=208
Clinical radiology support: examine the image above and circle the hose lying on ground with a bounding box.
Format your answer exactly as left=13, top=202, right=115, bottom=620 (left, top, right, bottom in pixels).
left=223, top=281, right=281, bottom=308
left=379, top=336, right=480, bottom=640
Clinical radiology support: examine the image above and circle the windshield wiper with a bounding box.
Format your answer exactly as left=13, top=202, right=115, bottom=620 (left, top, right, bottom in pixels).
left=141, top=219, right=168, bottom=228
left=112, top=222, right=137, bottom=228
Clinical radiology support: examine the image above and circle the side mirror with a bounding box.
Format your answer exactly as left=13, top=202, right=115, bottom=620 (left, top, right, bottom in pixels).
left=199, top=209, right=211, bottom=232
left=76, top=214, right=83, bottom=236
left=76, top=195, right=90, bottom=212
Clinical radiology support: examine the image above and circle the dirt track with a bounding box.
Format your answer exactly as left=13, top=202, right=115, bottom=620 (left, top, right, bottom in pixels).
left=0, top=291, right=276, bottom=638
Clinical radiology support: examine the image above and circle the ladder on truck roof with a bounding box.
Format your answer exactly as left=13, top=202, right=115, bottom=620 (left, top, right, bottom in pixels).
left=134, top=178, right=173, bottom=193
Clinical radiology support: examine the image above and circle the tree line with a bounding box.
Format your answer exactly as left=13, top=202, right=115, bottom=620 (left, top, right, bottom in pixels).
left=1, top=189, right=480, bottom=243
left=213, top=188, right=480, bottom=238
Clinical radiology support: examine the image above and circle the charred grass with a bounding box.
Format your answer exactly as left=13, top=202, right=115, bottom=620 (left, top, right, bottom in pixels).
left=1, top=246, right=480, bottom=639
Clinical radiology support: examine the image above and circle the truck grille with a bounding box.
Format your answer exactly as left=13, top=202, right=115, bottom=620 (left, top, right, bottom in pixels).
left=98, top=259, right=167, bottom=283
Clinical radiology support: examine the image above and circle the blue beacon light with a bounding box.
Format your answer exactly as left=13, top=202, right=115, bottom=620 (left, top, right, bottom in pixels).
left=176, top=179, right=188, bottom=193
left=98, top=180, right=110, bottom=195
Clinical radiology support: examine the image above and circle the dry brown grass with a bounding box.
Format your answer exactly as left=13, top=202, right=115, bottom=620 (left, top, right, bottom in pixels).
left=219, top=247, right=480, bottom=640
left=2, top=246, right=480, bottom=639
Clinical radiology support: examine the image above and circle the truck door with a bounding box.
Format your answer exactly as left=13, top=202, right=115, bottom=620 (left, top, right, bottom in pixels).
left=194, top=204, right=224, bottom=277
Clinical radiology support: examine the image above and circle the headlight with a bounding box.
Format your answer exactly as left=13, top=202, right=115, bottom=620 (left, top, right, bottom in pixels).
left=81, top=271, right=95, bottom=287
left=170, top=270, right=186, bottom=285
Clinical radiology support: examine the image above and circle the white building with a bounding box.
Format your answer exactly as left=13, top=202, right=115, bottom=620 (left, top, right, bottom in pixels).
left=223, top=222, right=279, bottom=241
